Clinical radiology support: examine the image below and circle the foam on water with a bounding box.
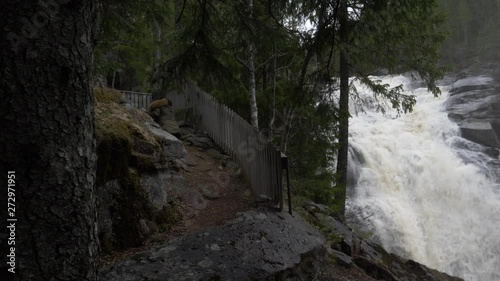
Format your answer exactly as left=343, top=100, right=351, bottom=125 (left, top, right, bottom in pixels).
left=347, top=75, right=500, bottom=281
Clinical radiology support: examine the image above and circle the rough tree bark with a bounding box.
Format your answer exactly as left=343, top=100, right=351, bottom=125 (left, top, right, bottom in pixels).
left=0, top=1, right=99, bottom=280
left=336, top=0, right=349, bottom=216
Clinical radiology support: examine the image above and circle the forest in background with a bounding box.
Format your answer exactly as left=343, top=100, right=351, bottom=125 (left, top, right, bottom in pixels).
left=3, top=1, right=499, bottom=280
left=95, top=0, right=486, bottom=215
left=439, top=0, right=500, bottom=66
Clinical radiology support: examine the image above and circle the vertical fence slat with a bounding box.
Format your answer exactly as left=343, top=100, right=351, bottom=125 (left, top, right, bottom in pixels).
left=123, top=83, right=284, bottom=208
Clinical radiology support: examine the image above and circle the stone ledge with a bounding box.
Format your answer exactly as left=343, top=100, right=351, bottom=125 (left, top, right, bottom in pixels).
left=100, top=209, right=326, bottom=281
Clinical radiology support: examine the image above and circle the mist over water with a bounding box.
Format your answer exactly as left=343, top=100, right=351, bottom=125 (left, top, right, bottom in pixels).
left=346, top=75, right=500, bottom=281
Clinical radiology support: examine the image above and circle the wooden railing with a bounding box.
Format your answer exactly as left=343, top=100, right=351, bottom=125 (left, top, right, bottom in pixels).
left=119, top=85, right=284, bottom=209
left=121, top=90, right=152, bottom=110
left=166, top=83, right=284, bottom=208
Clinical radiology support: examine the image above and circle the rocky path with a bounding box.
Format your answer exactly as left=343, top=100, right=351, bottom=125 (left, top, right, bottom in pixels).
left=99, top=125, right=464, bottom=281
left=169, top=140, right=254, bottom=235
left=99, top=127, right=253, bottom=268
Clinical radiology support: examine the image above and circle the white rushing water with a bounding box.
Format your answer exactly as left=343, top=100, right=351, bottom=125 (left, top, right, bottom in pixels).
left=347, top=75, right=500, bottom=281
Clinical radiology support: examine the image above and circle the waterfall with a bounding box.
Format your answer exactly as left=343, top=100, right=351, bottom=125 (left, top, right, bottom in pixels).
left=346, top=75, right=500, bottom=281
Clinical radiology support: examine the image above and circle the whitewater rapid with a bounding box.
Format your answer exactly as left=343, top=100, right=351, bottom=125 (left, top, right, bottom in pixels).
left=347, top=75, right=500, bottom=281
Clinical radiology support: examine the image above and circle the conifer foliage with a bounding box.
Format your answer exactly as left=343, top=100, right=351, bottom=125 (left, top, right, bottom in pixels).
left=95, top=0, right=447, bottom=215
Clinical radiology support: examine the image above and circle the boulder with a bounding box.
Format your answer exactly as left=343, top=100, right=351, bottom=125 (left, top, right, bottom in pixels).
left=100, top=209, right=326, bottom=281
left=145, top=121, right=187, bottom=159
left=94, top=89, right=186, bottom=253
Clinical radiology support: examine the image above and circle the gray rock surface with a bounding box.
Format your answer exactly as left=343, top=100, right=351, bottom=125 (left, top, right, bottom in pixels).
left=145, top=121, right=187, bottom=159
left=164, top=172, right=208, bottom=210
left=444, top=70, right=500, bottom=181
left=139, top=172, right=169, bottom=211
left=100, top=209, right=326, bottom=281
left=329, top=249, right=353, bottom=267
left=460, top=122, right=500, bottom=148
left=304, top=205, right=464, bottom=281
left=183, top=134, right=215, bottom=149
left=446, top=74, right=500, bottom=149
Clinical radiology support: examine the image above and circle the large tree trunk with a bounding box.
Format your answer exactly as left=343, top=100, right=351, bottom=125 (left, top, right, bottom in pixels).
left=336, top=0, right=349, bottom=216
left=0, top=1, right=99, bottom=280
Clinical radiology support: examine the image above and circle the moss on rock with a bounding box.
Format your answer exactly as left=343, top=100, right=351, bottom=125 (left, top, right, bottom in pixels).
left=94, top=87, right=123, bottom=104
left=95, top=118, right=132, bottom=186
left=94, top=87, right=181, bottom=254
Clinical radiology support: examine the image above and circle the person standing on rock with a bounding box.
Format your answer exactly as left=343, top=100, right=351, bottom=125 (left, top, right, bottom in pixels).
left=148, top=98, right=182, bottom=137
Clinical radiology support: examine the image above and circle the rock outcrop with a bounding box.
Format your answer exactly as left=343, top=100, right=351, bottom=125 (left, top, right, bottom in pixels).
left=100, top=200, right=464, bottom=281
left=302, top=202, right=464, bottom=281
left=145, top=121, right=187, bottom=160
left=444, top=66, right=500, bottom=178
left=100, top=209, right=326, bottom=281
left=94, top=88, right=188, bottom=253
left=446, top=71, right=500, bottom=150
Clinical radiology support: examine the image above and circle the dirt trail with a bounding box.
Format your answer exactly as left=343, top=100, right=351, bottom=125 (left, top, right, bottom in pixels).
left=100, top=137, right=253, bottom=267
left=170, top=142, right=254, bottom=234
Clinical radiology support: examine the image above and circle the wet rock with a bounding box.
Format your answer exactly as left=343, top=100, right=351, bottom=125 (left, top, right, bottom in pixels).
left=460, top=122, right=500, bottom=148
left=449, top=83, right=493, bottom=96
left=310, top=206, right=462, bottom=281
left=483, top=147, right=500, bottom=158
